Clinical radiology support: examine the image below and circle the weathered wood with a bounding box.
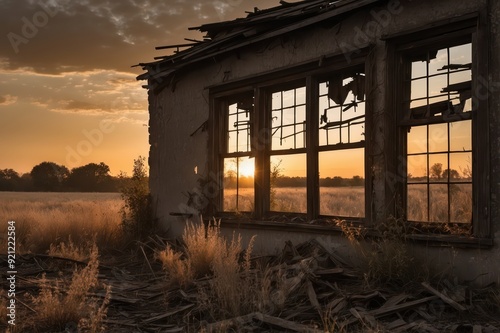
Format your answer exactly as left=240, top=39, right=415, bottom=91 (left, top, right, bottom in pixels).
left=380, top=294, right=409, bottom=309
left=421, top=282, right=467, bottom=311
left=326, top=297, right=347, bottom=315
left=367, top=296, right=439, bottom=318
left=142, top=304, right=194, bottom=324
left=283, top=271, right=306, bottom=294
left=306, top=279, right=321, bottom=312
left=257, top=313, right=324, bottom=333
left=204, top=312, right=259, bottom=332
left=28, top=253, right=88, bottom=266
left=392, top=321, right=420, bottom=333
left=386, top=318, right=408, bottom=330
left=474, top=6, right=491, bottom=238
left=306, top=75, right=319, bottom=220
left=140, top=246, right=157, bottom=278
left=315, top=268, right=344, bottom=275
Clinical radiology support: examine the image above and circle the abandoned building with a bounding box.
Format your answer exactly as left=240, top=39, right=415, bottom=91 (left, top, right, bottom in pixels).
left=137, top=0, right=500, bottom=284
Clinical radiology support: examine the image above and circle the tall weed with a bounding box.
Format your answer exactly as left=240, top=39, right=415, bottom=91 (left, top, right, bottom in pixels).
left=157, top=244, right=193, bottom=288
left=30, top=244, right=110, bottom=332
left=157, top=219, right=223, bottom=287
left=120, top=156, right=155, bottom=239
left=157, top=219, right=278, bottom=320
left=337, top=217, right=430, bottom=289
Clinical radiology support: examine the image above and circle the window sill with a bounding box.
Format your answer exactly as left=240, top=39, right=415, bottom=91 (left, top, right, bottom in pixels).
left=218, top=217, right=345, bottom=235
left=406, top=233, right=493, bottom=248
left=212, top=216, right=494, bottom=249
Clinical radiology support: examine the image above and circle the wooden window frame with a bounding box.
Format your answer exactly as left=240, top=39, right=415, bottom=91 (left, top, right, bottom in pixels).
left=208, top=53, right=372, bottom=223
left=386, top=14, right=491, bottom=239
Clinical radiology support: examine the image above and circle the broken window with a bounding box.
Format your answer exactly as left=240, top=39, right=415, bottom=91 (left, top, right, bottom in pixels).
left=271, top=86, right=306, bottom=150
left=406, top=43, right=472, bottom=121
left=213, top=60, right=369, bottom=221
left=320, top=72, right=366, bottom=146
left=402, top=40, right=473, bottom=224
left=318, top=68, right=366, bottom=217
left=222, top=93, right=254, bottom=212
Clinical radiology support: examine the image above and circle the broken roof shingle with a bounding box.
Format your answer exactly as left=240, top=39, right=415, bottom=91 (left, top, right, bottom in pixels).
left=137, top=0, right=382, bottom=88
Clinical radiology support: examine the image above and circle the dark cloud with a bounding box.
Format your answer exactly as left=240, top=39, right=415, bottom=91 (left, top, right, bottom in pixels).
left=0, top=0, right=278, bottom=74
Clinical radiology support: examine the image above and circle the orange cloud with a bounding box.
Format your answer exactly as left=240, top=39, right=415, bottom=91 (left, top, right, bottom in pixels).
left=0, top=94, right=17, bottom=106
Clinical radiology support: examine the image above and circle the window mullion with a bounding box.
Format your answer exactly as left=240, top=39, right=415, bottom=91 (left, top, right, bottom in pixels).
left=254, top=87, right=270, bottom=217
left=306, top=76, right=319, bottom=220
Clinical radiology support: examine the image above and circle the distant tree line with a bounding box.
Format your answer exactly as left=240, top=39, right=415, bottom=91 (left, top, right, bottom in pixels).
left=224, top=175, right=364, bottom=188
left=408, top=163, right=471, bottom=182
left=0, top=162, right=138, bottom=192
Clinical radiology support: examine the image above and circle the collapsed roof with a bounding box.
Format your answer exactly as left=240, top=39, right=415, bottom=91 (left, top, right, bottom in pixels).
left=136, top=0, right=383, bottom=90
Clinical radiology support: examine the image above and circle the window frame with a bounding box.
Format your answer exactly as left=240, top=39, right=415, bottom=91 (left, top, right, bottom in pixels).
left=220, top=92, right=256, bottom=213
left=208, top=53, right=372, bottom=223
left=388, top=16, right=491, bottom=238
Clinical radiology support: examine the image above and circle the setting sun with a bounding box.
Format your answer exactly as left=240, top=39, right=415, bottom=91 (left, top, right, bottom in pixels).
left=224, top=157, right=255, bottom=178
left=239, top=158, right=255, bottom=177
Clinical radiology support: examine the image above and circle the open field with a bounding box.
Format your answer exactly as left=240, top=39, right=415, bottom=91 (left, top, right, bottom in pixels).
left=408, top=184, right=472, bottom=223
left=225, top=185, right=472, bottom=223
left=225, top=187, right=365, bottom=217
left=0, top=192, right=124, bottom=254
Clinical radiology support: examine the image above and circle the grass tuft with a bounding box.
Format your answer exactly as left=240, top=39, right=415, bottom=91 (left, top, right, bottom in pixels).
left=337, top=216, right=431, bottom=289
left=157, top=244, right=194, bottom=288
left=157, top=219, right=225, bottom=287
left=48, top=235, right=94, bottom=261
left=30, top=244, right=110, bottom=332
left=157, top=219, right=280, bottom=321
left=183, top=219, right=223, bottom=279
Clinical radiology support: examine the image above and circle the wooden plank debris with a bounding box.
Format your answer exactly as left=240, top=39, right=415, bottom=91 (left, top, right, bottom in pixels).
left=142, top=304, right=194, bottom=324
left=306, top=279, right=321, bottom=312
left=204, top=313, right=258, bottom=332
left=257, top=313, right=324, bottom=333
left=421, top=282, right=467, bottom=311
left=367, top=296, right=439, bottom=318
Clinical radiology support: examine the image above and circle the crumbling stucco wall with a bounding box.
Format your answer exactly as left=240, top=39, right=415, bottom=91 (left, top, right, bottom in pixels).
left=148, top=0, right=499, bottom=284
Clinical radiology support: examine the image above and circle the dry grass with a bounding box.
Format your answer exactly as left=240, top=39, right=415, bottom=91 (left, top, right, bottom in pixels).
left=197, top=233, right=289, bottom=323
left=157, top=219, right=284, bottom=322
left=223, top=188, right=254, bottom=212
left=320, top=186, right=364, bottom=217
left=224, top=187, right=365, bottom=216
left=225, top=185, right=472, bottom=224
left=337, top=217, right=433, bottom=289
left=48, top=235, right=95, bottom=261
left=271, top=187, right=308, bottom=213
left=0, top=192, right=123, bottom=254
left=200, top=234, right=264, bottom=319
left=408, top=184, right=472, bottom=223
left=157, top=244, right=194, bottom=288
left=157, top=219, right=225, bottom=287
left=29, top=244, right=110, bottom=332
left=183, top=219, right=224, bottom=278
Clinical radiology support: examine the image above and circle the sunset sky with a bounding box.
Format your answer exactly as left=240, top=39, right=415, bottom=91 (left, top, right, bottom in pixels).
left=0, top=0, right=277, bottom=176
